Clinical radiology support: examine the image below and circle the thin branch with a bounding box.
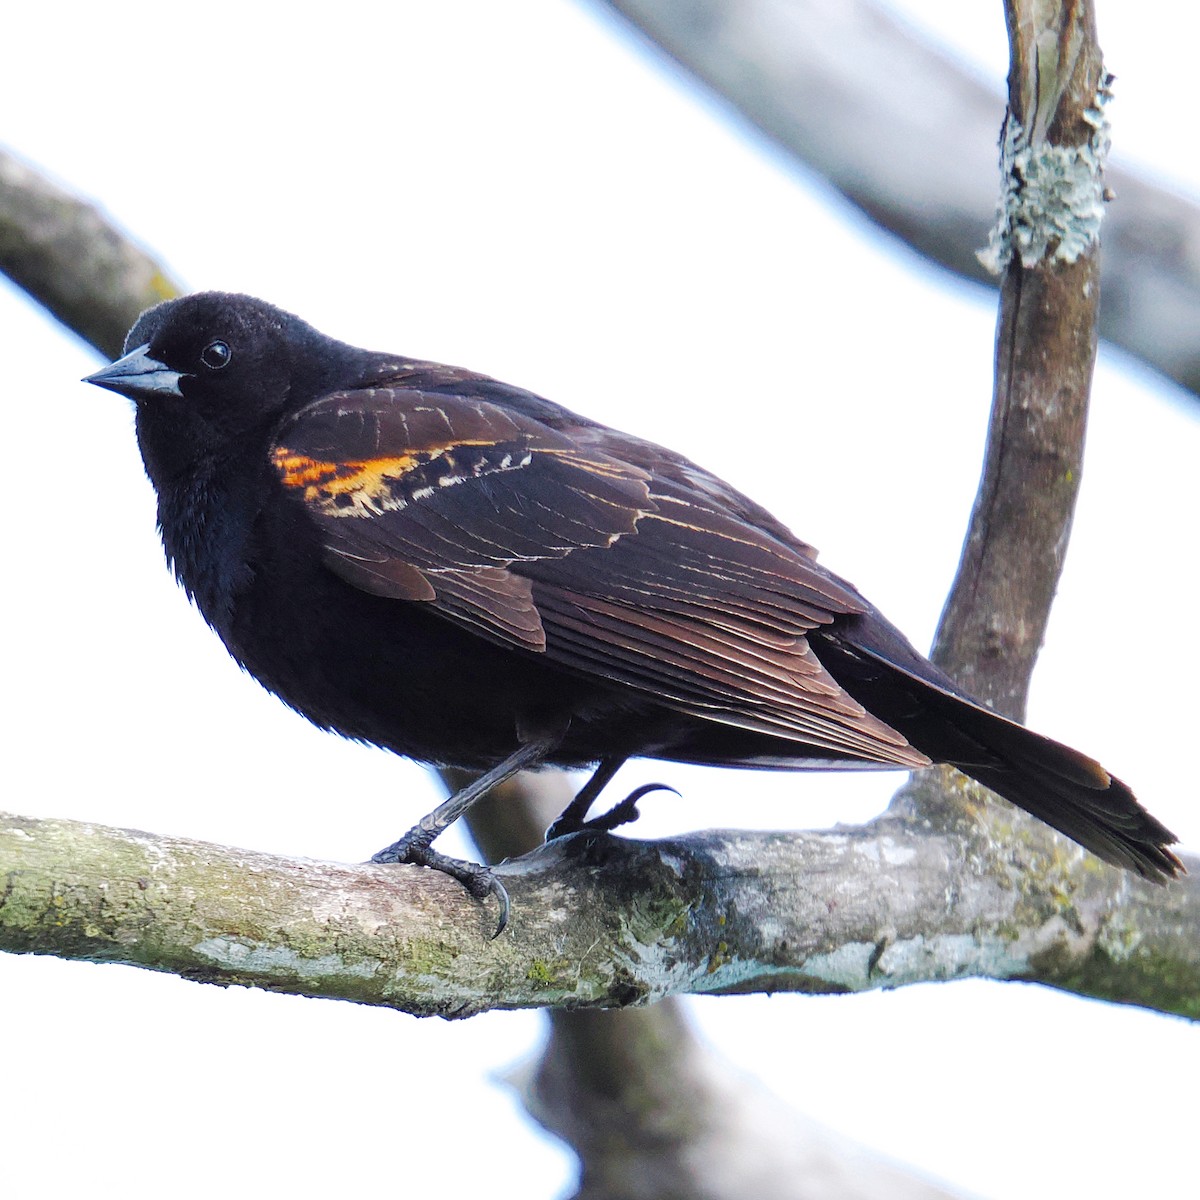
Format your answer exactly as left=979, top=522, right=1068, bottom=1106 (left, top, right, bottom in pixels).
left=930, top=0, right=1105, bottom=717
left=892, top=0, right=1112, bottom=856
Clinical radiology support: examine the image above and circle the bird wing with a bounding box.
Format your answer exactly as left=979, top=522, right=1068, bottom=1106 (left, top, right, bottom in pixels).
left=271, top=386, right=925, bottom=766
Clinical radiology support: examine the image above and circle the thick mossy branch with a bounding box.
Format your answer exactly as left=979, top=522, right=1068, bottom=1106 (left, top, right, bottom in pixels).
left=3, top=808, right=1196, bottom=1019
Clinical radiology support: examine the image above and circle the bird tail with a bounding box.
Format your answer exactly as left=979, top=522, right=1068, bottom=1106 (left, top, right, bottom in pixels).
left=904, top=678, right=1180, bottom=880
left=822, top=621, right=1183, bottom=881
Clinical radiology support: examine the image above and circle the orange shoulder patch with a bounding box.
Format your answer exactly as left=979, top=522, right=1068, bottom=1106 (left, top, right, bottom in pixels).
left=273, top=449, right=418, bottom=509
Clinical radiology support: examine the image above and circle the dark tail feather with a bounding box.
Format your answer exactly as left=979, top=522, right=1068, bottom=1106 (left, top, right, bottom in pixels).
left=822, top=623, right=1183, bottom=882
left=937, top=707, right=1182, bottom=881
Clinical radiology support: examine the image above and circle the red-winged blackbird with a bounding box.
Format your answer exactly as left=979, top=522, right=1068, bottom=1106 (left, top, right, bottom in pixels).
left=86, top=292, right=1181, bottom=931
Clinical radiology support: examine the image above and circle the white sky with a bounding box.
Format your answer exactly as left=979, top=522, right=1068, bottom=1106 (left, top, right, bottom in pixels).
left=2, top=3, right=1198, bottom=1197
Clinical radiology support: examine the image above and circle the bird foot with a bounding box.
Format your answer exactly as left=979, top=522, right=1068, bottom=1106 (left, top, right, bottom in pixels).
left=546, top=783, right=678, bottom=840
left=371, top=832, right=511, bottom=938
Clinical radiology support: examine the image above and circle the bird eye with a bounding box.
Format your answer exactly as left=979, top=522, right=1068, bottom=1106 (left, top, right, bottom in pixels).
left=200, top=340, right=232, bottom=370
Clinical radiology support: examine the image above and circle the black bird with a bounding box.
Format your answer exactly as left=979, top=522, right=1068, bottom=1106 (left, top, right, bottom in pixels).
left=86, top=292, right=1181, bottom=931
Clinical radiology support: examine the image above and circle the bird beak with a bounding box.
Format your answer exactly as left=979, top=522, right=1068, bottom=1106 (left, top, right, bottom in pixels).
left=84, top=344, right=184, bottom=400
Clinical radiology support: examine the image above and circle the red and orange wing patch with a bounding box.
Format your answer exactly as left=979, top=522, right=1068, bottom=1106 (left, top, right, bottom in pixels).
left=269, top=388, right=654, bottom=645
left=272, top=439, right=525, bottom=517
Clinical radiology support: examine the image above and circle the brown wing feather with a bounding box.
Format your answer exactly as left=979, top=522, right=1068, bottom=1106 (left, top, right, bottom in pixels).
left=531, top=585, right=925, bottom=765
left=273, top=388, right=654, bottom=647
left=271, top=385, right=924, bottom=766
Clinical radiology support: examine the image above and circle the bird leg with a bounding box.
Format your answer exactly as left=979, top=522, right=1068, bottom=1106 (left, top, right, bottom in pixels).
left=544, top=756, right=625, bottom=840
left=370, top=734, right=560, bottom=937
left=545, top=758, right=679, bottom=840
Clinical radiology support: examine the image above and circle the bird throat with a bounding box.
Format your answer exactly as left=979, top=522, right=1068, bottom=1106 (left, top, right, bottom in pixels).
left=152, top=445, right=264, bottom=632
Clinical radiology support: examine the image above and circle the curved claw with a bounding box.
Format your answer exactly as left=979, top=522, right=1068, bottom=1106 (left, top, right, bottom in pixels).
left=484, top=875, right=511, bottom=939
left=549, top=781, right=680, bottom=839
left=436, top=859, right=510, bottom=939
left=590, top=782, right=680, bottom=832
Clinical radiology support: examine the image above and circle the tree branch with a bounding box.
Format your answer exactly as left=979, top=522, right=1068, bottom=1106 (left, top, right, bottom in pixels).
left=595, top=0, right=1200, bottom=402
left=519, top=1002, right=963, bottom=1200
left=0, top=146, right=181, bottom=358
left=3, top=807, right=1196, bottom=1019
left=930, top=0, right=1105, bottom=716
left=896, top=0, right=1117, bottom=857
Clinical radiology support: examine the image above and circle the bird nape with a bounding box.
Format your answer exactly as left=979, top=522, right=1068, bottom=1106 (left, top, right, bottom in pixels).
left=85, top=291, right=1182, bottom=934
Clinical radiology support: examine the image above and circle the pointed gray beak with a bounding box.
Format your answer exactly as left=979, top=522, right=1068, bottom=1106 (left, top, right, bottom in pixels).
left=84, top=344, right=184, bottom=400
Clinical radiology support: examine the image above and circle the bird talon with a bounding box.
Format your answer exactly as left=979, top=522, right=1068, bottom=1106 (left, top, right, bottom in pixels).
left=549, top=781, right=679, bottom=839
left=485, top=877, right=512, bottom=939
left=369, top=830, right=431, bottom=865
left=588, top=782, right=679, bottom=832
left=368, top=834, right=510, bottom=937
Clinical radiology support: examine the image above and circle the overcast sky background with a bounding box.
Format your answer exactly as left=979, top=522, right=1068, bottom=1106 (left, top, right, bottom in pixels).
left=2, top=3, right=1198, bottom=1197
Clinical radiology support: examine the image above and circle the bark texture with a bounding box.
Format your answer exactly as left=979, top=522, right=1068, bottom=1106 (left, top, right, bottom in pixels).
left=3, top=806, right=1197, bottom=1019
left=930, top=0, right=1106, bottom=717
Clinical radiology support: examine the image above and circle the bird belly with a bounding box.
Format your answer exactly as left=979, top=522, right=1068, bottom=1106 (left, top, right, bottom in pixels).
left=215, top=537, right=647, bottom=768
